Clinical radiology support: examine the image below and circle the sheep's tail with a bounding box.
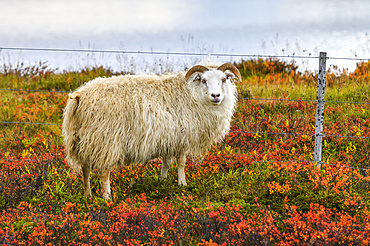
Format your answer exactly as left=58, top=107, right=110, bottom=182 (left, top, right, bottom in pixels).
left=62, top=92, right=82, bottom=173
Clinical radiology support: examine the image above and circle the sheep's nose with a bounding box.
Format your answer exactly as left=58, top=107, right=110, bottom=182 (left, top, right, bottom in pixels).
left=211, top=93, right=220, bottom=99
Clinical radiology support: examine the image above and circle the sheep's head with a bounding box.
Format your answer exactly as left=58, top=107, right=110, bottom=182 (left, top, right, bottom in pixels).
left=185, top=63, right=241, bottom=105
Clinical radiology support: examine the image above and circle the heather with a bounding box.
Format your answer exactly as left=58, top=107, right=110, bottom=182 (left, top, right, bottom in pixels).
left=0, top=58, right=369, bottom=245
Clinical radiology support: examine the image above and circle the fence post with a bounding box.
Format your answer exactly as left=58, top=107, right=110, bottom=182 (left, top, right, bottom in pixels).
left=314, top=52, right=327, bottom=169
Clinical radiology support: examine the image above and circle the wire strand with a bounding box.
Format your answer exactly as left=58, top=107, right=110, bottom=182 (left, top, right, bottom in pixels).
left=252, top=159, right=370, bottom=170
left=241, top=97, right=370, bottom=105
left=0, top=88, right=70, bottom=93
left=0, top=121, right=61, bottom=126
left=241, top=97, right=316, bottom=103
left=1, top=122, right=367, bottom=140
left=231, top=131, right=314, bottom=137
left=2, top=46, right=370, bottom=61
left=0, top=46, right=320, bottom=59
left=2, top=156, right=369, bottom=171
left=2, top=88, right=370, bottom=105
left=325, top=134, right=370, bottom=140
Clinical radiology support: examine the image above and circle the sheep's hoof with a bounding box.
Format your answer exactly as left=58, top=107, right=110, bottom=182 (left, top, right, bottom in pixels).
left=159, top=176, right=168, bottom=181
left=102, top=193, right=112, bottom=200
left=84, top=191, right=92, bottom=198
left=178, top=180, right=187, bottom=186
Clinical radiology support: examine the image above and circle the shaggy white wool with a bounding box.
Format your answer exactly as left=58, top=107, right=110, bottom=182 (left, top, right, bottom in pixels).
left=62, top=69, right=237, bottom=174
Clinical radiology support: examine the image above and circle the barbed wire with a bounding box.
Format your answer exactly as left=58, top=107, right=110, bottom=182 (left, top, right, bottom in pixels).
left=0, top=46, right=320, bottom=59
left=231, top=130, right=314, bottom=137
left=327, top=56, right=370, bottom=61
left=0, top=157, right=58, bottom=163
left=2, top=88, right=370, bottom=105
left=3, top=157, right=368, bottom=171
left=232, top=131, right=370, bottom=140
left=252, top=160, right=313, bottom=163
left=325, top=100, right=370, bottom=105
left=325, top=134, right=370, bottom=140
left=3, top=46, right=370, bottom=62
left=241, top=98, right=316, bottom=103
left=0, top=121, right=61, bottom=126
left=1, top=121, right=369, bottom=140
left=0, top=88, right=70, bottom=93
left=2, top=46, right=370, bottom=61
left=2, top=155, right=369, bottom=171
left=241, top=98, right=370, bottom=105
left=252, top=159, right=370, bottom=171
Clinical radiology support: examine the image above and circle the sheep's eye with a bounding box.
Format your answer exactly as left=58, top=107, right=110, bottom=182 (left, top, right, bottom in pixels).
left=227, top=74, right=234, bottom=80
left=195, top=75, right=201, bottom=81
left=222, top=78, right=226, bottom=83
left=202, top=79, right=207, bottom=84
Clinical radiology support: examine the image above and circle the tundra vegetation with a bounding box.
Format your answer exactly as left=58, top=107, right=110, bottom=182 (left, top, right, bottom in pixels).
left=0, top=58, right=370, bottom=245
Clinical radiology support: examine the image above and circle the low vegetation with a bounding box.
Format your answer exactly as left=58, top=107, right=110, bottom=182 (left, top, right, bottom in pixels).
left=0, top=58, right=369, bottom=245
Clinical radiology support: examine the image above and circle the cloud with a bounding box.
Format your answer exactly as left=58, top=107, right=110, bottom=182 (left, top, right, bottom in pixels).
left=0, top=0, right=198, bottom=36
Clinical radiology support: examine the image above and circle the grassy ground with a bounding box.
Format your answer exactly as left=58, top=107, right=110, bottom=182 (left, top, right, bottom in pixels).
left=0, top=58, right=370, bottom=245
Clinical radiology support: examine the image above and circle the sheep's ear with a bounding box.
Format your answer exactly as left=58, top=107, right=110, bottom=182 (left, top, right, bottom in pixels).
left=217, top=63, right=242, bottom=82
left=185, top=65, right=209, bottom=81
left=69, top=91, right=82, bottom=104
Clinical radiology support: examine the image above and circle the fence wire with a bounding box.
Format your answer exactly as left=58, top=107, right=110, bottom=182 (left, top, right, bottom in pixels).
left=2, top=157, right=369, bottom=171
left=2, top=46, right=370, bottom=61
left=243, top=97, right=370, bottom=105
left=2, top=88, right=370, bottom=105
left=1, top=121, right=369, bottom=141
left=0, top=88, right=70, bottom=93
left=0, top=46, right=320, bottom=59
left=231, top=131, right=314, bottom=137
left=0, top=121, right=60, bottom=126
left=252, top=159, right=370, bottom=171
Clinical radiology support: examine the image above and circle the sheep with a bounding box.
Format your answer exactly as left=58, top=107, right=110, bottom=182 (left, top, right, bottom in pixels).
left=62, top=62, right=241, bottom=199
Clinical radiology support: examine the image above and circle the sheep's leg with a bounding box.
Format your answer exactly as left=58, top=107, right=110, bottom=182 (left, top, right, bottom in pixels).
left=177, top=155, right=187, bottom=186
left=100, top=169, right=111, bottom=200
left=82, top=164, right=92, bottom=198
left=161, top=156, right=172, bottom=179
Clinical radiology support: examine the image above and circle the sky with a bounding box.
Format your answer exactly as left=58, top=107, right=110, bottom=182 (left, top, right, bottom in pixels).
left=1, top=0, right=370, bottom=72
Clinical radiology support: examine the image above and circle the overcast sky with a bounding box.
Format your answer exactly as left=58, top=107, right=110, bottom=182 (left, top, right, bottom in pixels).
left=2, top=0, right=369, bottom=35
left=1, top=0, right=370, bottom=71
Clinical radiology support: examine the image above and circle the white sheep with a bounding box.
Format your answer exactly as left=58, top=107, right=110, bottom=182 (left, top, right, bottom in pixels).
left=62, top=62, right=241, bottom=199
